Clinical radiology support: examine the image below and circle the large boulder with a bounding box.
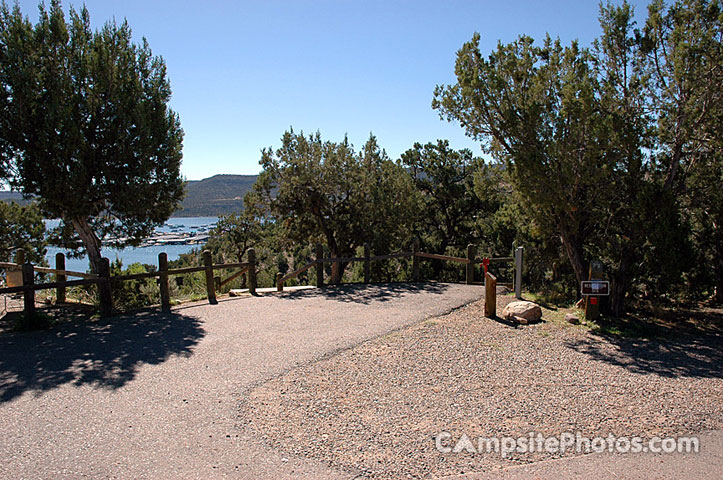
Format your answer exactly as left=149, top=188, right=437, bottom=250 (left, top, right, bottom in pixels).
left=502, top=301, right=542, bottom=324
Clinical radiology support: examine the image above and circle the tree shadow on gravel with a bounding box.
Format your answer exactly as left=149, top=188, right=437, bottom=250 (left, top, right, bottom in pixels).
left=564, top=333, right=723, bottom=379
left=278, top=282, right=452, bottom=305
left=0, top=309, right=204, bottom=403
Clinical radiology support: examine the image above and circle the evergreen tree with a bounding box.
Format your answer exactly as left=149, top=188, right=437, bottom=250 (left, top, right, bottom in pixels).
left=0, top=201, right=46, bottom=264
left=433, top=33, right=610, bottom=292
left=401, top=140, right=484, bottom=278
left=250, top=129, right=421, bottom=283
left=0, top=1, right=184, bottom=273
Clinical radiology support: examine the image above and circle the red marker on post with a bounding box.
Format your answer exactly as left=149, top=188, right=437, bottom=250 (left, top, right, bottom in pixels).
left=481, top=257, right=490, bottom=275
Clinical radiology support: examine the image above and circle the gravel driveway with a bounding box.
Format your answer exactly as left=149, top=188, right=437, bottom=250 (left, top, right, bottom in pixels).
left=245, top=296, right=723, bottom=478
left=0, top=283, right=480, bottom=479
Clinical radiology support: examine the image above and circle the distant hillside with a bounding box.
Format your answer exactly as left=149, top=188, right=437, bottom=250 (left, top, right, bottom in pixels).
left=2, top=174, right=258, bottom=217
left=0, top=191, right=30, bottom=205
left=175, top=174, right=257, bottom=217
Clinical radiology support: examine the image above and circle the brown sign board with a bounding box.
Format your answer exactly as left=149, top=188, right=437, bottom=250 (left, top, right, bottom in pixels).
left=6, top=269, right=22, bottom=288
left=581, top=280, right=610, bottom=296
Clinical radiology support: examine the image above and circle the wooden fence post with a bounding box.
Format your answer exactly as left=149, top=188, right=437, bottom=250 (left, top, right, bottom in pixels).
left=315, top=243, right=323, bottom=288
left=203, top=250, right=217, bottom=305
left=363, top=243, right=371, bottom=284
left=158, top=252, right=170, bottom=313
left=276, top=272, right=283, bottom=292
left=514, top=246, right=524, bottom=299
left=55, top=252, right=66, bottom=304
left=98, top=257, right=113, bottom=317
left=22, top=262, right=35, bottom=320
left=412, top=238, right=420, bottom=282
left=485, top=272, right=497, bottom=318
left=247, top=248, right=257, bottom=295
left=466, top=244, right=476, bottom=285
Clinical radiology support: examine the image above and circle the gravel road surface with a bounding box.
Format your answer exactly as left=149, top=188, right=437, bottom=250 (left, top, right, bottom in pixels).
left=245, top=296, right=723, bottom=478
left=0, top=283, right=480, bottom=479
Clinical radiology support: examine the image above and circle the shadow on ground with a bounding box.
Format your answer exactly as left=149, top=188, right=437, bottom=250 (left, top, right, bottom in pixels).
left=277, top=282, right=452, bottom=305
left=565, top=332, right=723, bottom=379
left=0, top=309, right=204, bottom=403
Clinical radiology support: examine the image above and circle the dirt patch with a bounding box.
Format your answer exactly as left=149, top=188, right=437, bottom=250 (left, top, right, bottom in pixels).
left=242, top=295, right=723, bottom=479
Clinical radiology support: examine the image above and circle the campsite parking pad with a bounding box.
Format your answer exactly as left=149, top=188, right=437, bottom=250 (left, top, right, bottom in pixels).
left=244, top=295, right=723, bottom=479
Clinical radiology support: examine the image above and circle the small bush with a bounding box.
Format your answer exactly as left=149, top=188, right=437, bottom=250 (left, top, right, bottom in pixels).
left=13, top=311, right=52, bottom=331
left=110, top=260, right=159, bottom=311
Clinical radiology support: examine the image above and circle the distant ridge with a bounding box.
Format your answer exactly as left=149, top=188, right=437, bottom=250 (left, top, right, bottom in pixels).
left=0, top=191, right=28, bottom=205
left=175, top=174, right=257, bottom=217
left=0, top=174, right=258, bottom=217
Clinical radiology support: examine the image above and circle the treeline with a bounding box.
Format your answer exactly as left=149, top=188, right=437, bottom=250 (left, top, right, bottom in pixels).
left=204, top=0, right=722, bottom=315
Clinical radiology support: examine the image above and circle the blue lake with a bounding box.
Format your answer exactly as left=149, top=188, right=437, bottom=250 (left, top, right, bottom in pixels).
left=44, top=217, right=218, bottom=272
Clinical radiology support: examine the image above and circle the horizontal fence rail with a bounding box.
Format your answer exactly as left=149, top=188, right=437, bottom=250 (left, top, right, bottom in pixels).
left=414, top=252, right=469, bottom=263
left=0, top=277, right=103, bottom=295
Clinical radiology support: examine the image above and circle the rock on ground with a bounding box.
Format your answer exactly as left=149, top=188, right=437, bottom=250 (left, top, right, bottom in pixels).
left=502, top=300, right=542, bottom=324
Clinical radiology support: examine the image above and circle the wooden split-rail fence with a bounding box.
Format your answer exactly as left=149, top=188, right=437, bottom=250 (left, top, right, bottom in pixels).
left=0, top=249, right=256, bottom=322
left=1, top=242, right=523, bottom=323
left=276, top=241, right=523, bottom=297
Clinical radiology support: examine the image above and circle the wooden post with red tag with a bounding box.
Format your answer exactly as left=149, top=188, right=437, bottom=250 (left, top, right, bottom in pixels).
left=481, top=257, right=490, bottom=276
left=584, top=261, right=605, bottom=321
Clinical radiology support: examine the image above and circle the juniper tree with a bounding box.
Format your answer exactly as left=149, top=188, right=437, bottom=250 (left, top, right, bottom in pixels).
left=0, top=1, right=184, bottom=273
left=0, top=201, right=46, bottom=264
left=433, top=34, right=610, bottom=292
left=250, top=129, right=421, bottom=283
left=641, top=0, right=723, bottom=302
left=401, top=140, right=484, bottom=278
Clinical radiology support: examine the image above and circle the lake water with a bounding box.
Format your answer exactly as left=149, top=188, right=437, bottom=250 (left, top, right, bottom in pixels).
left=44, top=217, right=218, bottom=273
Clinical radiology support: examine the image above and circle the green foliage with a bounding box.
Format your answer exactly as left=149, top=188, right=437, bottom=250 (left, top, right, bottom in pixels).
left=249, top=129, right=422, bottom=283
left=401, top=140, right=485, bottom=280
left=434, top=32, right=613, bottom=292
left=433, top=0, right=723, bottom=314
left=12, top=310, right=52, bottom=331
left=0, top=201, right=46, bottom=264
left=109, top=260, right=159, bottom=311
left=0, top=0, right=184, bottom=273
left=641, top=0, right=723, bottom=302
left=207, top=210, right=264, bottom=263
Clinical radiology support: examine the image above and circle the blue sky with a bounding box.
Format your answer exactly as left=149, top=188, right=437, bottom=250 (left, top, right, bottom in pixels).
left=15, top=0, right=651, bottom=180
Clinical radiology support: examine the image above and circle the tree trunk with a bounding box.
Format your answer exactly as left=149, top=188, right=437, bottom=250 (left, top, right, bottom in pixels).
left=663, top=141, right=683, bottom=192
left=331, top=259, right=342, bottom=284
left=70, top=216, right=103, bottom=274
left=609, top=251, right=636, bottom=317
left=610, top=274, right=627, bottom=317
left=329, top=253, right=350, bottom=284
left=560, top=231, right=586, bottom=290
left=323, top=230, right=349, bottom=285
left=715, top=257, right=723, bottom=304
left=433, top=240, right=448, bottom=279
